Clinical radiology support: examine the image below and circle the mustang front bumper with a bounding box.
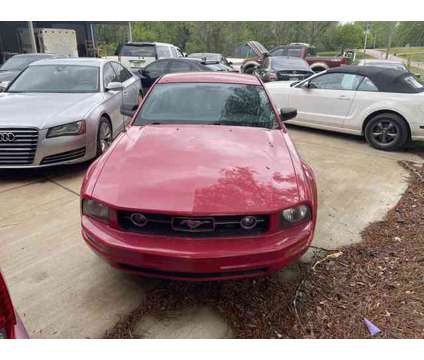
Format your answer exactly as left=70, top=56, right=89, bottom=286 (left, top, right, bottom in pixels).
left=81, top=215, right=314, bottom=281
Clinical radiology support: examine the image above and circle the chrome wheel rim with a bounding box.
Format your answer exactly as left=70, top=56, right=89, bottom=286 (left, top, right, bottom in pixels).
left=370, top=120, right=399, bottom=145
left=99, top=122, right=112, bottom=153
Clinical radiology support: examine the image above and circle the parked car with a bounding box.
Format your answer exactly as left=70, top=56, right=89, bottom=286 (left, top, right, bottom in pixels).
left=0, top=269, right=29, bottom=339
left=269, top=43, right=348, bottom=72
left=80, top=72, right=317, bottom=281
left=357, top=59, right=409, bottom=72
left=106, top=42, right=184, bottom=72
left=0, top=53, right=57, bottom=91
left=0, top=58, right=142, bottom=168
left=266, top=65, right=424, bottom=151
left=138, top=58, right=232, bottom=92
left=255, top=56, right=314, bottom=82
left=228, top=40, right=269, bottom=73
left=188, top=52, right=234, bottom=68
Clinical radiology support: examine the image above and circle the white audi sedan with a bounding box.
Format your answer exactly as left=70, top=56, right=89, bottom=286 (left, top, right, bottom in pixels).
left=0, top=58, right=141, bottom=168
left=266, top=65, right=424, bottom=151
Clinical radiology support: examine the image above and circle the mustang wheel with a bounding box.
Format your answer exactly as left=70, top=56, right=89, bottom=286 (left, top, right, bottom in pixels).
left=97, top=117, right=113, bottom=156
left=364, top=113, right=409, bottom=151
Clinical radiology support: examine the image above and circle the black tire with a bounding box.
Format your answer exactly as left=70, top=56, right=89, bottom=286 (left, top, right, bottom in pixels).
left=96, top=117, right=113, bottom=156
left=311, top=67, right=326, bottom=73
left=244, top=66, right=256, bottom=74
left=364, top=113, right=409, bottom=151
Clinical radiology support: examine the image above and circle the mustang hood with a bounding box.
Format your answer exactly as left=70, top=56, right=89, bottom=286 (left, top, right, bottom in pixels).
left=0, top=92, right=105, bottom=129
left=92, top=125, right=300, bottom=214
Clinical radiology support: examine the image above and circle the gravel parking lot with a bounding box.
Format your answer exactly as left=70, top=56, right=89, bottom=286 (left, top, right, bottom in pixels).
left=0, top=126, right=422, bottom=338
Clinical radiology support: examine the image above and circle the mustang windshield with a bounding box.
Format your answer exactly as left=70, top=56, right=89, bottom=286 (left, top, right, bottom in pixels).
left=135, top=83, right=277, bottom=129
left=7, top=65, right=99, bottom=93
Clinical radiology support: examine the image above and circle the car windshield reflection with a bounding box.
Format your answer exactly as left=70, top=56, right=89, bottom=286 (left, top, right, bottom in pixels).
left=135, top=83, right=277, bottom=129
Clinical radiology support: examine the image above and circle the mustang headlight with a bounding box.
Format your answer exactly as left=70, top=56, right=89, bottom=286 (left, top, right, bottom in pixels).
left=47, top=120, right=86, bottom=138
left=82, top=199, right=110, bottom=223
left=281, top=204, right=311, bottom=227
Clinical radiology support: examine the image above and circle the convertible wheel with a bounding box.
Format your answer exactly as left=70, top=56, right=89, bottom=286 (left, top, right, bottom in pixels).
left=97, top=117, right=113, bottom=156
left=364, top=113, right=409, bottom=151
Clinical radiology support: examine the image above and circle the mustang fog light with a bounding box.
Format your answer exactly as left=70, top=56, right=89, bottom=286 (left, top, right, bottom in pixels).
left=82, top=199, right=110, bottom=223
left=281, top=205, right=311, bottom=227
left=47, top=120, right=86, bottom=138
left=130, top=213, right=148, bottom=227
left=240, top=215, right=258, bottom=230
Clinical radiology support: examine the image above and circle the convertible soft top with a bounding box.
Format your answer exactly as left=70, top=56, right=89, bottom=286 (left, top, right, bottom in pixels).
left=326, top=65, right=424, bottom=93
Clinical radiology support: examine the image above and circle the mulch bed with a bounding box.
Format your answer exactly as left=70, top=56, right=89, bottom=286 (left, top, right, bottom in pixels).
left=105, top=157, right=424, bottom=339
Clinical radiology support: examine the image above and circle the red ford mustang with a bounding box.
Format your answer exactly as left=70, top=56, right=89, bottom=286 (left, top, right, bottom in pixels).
left=80, top=72, right=317, bottom=281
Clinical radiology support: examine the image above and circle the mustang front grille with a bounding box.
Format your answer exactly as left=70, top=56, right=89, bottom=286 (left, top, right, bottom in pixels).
left=117, top=212, right=270, bottom=238
left=0, top=128, right=38, bottom=165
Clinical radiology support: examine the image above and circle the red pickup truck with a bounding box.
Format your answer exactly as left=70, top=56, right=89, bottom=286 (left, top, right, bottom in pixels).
left=269, top=43, right=348, bottom=72
left=229, top=41, right=348, bottom=74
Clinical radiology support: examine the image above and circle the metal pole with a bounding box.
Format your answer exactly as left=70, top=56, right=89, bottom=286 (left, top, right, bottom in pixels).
left=128, top=22, right=133, bottom=42
left=386, top=22, right=396, bottom=60
left=90, top=23, right=96, bottom=53
left=363, top=22, right=369, bottom=55
left=27, top=21, right=37, bottom=53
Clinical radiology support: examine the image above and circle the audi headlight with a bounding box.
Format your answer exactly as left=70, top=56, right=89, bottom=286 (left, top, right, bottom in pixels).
left=281, top=204, right=311, bottom=227
left=47, top=120, right=86, bottom=138
left=82, top=199, right=110, bottom=224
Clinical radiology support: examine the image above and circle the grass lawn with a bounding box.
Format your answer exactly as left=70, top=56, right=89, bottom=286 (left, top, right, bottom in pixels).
left=379, top=47, right=424, bottom=63
left=317, top=51, right=339, bottom=57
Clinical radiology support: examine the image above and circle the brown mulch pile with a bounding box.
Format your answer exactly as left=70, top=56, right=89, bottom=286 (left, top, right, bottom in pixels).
left=105, top=158, right=424, bottom=339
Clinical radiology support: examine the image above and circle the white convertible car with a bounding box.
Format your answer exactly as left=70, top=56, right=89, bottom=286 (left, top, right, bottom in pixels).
left=266, top=65, right=424, bottom=151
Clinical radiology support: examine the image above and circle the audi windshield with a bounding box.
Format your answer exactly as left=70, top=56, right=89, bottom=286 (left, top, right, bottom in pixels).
left=135, top=83, right=277, bottom=129
left=7, top=65, right=100, bottom=93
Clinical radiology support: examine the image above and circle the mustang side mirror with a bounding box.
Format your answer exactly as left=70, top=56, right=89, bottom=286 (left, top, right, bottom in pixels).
left=280, top=107, right=297, bottom=121
left=106, top=82, right=123, bottom=91
left=120, top=104, right=138, bottom=117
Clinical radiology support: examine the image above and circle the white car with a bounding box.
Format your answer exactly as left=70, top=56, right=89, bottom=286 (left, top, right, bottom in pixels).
left=266, top=65, right=424, bottom=151
left=105, top=42, right=184, bottom=73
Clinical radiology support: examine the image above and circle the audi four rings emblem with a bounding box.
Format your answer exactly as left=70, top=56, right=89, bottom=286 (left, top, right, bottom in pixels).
left=0, top=132, right=16, bottom=142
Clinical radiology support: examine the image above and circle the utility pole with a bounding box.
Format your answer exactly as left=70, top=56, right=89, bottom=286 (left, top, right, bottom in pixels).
left=27, top=21, right=37, bottom=53
left=363, top=22, right=369, bottom=55
left=128, top=22, right=133, bottom=42
left=385, top=22, right=396, bottom=60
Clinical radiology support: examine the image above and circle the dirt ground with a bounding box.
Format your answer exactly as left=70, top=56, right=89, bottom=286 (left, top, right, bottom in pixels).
left=105, top=150, right=424, bottom=339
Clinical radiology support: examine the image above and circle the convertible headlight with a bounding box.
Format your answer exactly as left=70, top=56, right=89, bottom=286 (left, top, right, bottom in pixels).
left=281, top=204, right=311, bottom=226
left=82, top=199, right=110, bottom=224
left=47, top=120, right=86, bottom=138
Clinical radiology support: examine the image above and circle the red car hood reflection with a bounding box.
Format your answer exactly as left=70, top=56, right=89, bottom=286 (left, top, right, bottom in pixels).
left=92, top=124, right=300, bottom=214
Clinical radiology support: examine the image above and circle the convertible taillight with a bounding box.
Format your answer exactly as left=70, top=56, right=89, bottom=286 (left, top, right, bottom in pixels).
left=0, top=272, right=16, bottom=339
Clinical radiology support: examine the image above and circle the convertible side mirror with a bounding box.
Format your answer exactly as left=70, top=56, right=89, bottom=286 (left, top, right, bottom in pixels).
left=120, top=103, right=138, bottom=117
left=0, top=80, right=11, bottom=92
left=105, top=82, right=123, bottom=91
left=280, top=107, right=297, bottom=121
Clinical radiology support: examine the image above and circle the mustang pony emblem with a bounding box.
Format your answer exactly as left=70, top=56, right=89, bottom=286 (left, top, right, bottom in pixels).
left=180, top=219, right=211, bottom=229
left=171, top=217, right=215, bottom=232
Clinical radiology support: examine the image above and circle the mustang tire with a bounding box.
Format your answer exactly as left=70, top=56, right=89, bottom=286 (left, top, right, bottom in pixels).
left=364, top=113, right=409, bottom=151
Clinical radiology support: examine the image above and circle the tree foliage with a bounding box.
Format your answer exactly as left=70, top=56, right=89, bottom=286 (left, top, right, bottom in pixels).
left=94, top=21, right=424, bottom=56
